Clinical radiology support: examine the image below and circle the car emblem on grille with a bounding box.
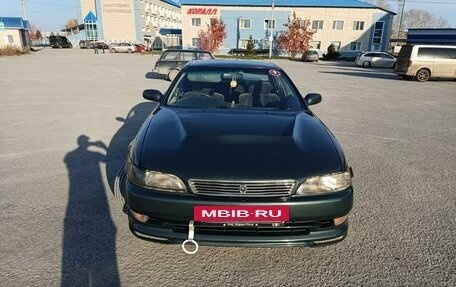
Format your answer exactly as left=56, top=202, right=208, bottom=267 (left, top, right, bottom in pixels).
left=239, top=184, right=247, bottom=194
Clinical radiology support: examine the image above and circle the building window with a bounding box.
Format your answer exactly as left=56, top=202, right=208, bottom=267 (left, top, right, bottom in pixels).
left=239, top=38, right=252, bottom=49
left=192, top=38, right=200, bottom=47
left=353, top=21, right=364, bottom=30
left=191, top=18, right=201, bottom=27
left=331, top=41, right=341, bottom=51
left=332, top=21, right=344, bottom=30
left=310, top=41, right=321, bottom=50
left=298, top=20, right=308, bottom=28
left=350, top=42, right=362, bottom=51
left=372, top=21, right=384, bottom=50
left=312, top=20, right=323, bottom=30
left=240, top=18, right=251, bottom=29
left=264, top=19, right=276, bottom=29
left=6, top=35, right=14, bottom=44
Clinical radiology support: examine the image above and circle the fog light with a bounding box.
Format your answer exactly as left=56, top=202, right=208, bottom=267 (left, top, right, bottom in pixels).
left=131, top=210, right=149, bottom=223
left=333, top=215, right=348, bottom=226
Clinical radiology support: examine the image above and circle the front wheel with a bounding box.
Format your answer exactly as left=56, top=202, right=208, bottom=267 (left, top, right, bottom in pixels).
left=127, top=49, right=133, bottom=54
left=111, top=48, right=116, bottom=53
left=362, top=61, right=371, bottom=68
left=416, top=68, right=430, bottom=82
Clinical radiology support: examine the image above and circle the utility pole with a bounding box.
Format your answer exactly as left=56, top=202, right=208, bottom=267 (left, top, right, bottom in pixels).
left=21, top=0, right=27, bottom=20
left=397, top=0, right=406, bottom=39
left=268, top=0, right=275, bottom=58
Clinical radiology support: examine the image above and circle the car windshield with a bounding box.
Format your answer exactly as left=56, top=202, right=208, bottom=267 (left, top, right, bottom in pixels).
left=166, top=66, right=304, bottom=109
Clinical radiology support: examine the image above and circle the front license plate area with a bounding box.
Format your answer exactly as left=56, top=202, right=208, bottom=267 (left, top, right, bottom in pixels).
left=194, top=205, right=290, bottom=223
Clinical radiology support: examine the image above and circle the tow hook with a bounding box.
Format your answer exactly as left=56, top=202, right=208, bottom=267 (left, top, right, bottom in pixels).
left=182, top=220, right=199, bottom=254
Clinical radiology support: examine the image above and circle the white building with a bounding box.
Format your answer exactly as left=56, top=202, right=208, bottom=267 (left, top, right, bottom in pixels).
left=78, top=0, right=181, bottom=47
left=180, top=0, right=396, bottom=56
left=0, top=16, right=30, bottom=52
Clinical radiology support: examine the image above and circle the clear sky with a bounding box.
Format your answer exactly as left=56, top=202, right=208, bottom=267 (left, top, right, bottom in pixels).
left=0, top=0, right=455, bottom=31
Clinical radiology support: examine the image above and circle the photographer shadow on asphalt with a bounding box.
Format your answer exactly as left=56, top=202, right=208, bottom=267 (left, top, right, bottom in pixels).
left=61, top=102, right=155, bottom=286
left=62, top=135, right=120, bottom=287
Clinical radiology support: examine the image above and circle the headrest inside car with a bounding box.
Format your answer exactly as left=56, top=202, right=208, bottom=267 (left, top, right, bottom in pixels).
left=187, top=71, right=222, bottom=83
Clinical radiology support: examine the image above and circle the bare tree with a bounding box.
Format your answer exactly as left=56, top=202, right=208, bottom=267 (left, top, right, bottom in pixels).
left=401, top=9, right=449, bottom=29
left=65, top=19, right=78, bottom=29
left=363, top=0, right=391, bottom=11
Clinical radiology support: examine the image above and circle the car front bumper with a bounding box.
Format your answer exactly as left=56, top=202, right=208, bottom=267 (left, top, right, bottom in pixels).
left=125, top=181, right=353, bottom=247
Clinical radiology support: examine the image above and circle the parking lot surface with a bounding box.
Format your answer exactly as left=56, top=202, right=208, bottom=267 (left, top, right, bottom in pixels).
left=0, top=48, right=455, bottom=286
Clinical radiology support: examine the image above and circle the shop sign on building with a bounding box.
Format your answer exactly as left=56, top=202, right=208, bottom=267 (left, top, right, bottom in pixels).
left=187, top=8, right=217, bottom=15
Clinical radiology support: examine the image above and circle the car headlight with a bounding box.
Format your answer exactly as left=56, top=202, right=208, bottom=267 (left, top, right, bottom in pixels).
left=296, top=170, right=352, bottom=195
left=126, top=161, right=186, bottom=193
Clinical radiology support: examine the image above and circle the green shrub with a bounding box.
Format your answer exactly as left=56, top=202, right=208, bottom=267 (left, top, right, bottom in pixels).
left=322, top=44, right=341, bottom=61
left=245, top=35, right=255, bottom=56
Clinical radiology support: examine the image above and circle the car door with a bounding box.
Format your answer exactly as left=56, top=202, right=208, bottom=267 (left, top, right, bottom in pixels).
left=379, top=53, right=396, bottom=67
left=121, top=43, right=129, bottom=53
left=369, top=53, right=382, bottom=67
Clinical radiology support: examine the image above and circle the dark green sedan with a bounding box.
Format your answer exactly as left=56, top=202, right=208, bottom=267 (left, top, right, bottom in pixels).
left=119, top=60, right=353, bottom=253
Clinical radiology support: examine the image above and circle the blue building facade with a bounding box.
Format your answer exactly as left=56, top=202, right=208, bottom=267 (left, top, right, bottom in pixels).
left=181, top=0, right=395, bottom=56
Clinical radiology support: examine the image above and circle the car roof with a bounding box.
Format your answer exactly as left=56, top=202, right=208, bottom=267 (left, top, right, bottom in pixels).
left=363, top=51, right=389, bottom=54
left=184, top=59, right=280, bottom=70
left=164, top=49, right=212, bottom=53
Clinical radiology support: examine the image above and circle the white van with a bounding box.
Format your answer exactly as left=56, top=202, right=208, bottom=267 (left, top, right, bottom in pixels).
left=394, top=44, right=456, bottom=82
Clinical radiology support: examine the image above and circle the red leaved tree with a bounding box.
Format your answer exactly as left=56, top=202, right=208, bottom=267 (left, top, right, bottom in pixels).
left=277, top=12, right=315, bottom=59
left=198, top=18, right=227, bottom=53
left=28, top=24, right=43, bottom=42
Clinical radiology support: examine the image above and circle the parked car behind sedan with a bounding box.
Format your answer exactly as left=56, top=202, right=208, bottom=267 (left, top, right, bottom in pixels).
left=135, top=44, right=147, bottom=54
left=119, top=60, right=354, bottom=253
left=355, top=51, right=396, bottom=68
left=302, top=50, right=319, bottom=62
left=79, top=40, right=93, bottom=49
left=153, top=49, right=214, bottom=81
left=109, top=42, right=136, bottom=53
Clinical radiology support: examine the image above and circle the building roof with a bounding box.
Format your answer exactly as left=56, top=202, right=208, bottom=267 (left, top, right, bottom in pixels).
left=0, top=16, right=29, bottom=30
left=180, top=0, right=376, bottom=8
left=84, top=11, right=97, bottom=22
left=162, top=0, right=181, bottom=8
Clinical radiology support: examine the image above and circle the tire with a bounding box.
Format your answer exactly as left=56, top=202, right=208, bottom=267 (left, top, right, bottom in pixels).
left=416, top=68, right=430, bottom=82
left=362, top=61, right=371, bottom=68
left=111, top=48, right=116, bottom=53
left=127, top=49, right=133, bottom=54
left=168, top=70, right=179, bottom=82
left=392, top=63, right=396, bottom=69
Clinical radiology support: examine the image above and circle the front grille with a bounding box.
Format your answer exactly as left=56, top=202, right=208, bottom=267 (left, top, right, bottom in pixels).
left=188, top=179, right=296, bottom=197
left=168, top=220, right=333, bottom=236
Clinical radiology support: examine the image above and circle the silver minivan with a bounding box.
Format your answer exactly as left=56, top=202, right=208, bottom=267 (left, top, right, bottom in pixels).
left=394, top=44, right=456, bottom=82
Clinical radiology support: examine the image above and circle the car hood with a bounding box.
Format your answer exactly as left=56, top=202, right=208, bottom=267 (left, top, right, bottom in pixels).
left=135, top=107, right=344, bottom=180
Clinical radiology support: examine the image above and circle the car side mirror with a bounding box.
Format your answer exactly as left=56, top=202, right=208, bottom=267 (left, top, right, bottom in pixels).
left=143, top=89, right=163, bottom=102
left=304, top=93, right=322, bottom=106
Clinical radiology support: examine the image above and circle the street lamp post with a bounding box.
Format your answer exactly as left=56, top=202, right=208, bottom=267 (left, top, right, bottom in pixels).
left=21, top=0, right=28, bottom=20
left=397, top=0, right=406, bottom=40
left=268, top=0, right=275, bottom=58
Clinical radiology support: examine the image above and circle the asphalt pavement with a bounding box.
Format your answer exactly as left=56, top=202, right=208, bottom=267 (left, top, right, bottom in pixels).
left=0, top=48, right=455, bottom=286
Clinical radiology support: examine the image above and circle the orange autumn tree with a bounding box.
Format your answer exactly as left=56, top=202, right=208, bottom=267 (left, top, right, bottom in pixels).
left=277, top=12, right=315, bottom=59
left=198, top=18, right=227, bottom=53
